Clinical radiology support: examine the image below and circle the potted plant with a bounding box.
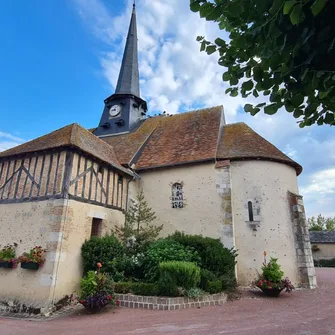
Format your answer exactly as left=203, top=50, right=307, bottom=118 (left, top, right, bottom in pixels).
left=253, top=252, right=294, bottom=297
left=0, top=243, right=18, bottom=269
left=18, top=246, right=46, bottom=270
left=78, top=263, right=117, bottom=313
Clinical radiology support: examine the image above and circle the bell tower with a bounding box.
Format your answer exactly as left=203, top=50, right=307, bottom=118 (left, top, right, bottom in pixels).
left=95, top=3, right=147, bottom=137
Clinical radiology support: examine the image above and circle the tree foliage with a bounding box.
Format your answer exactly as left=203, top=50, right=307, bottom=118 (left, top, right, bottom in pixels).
left=308, top=214, right=335, bottom=231
left=190, top=0, right=335, bottom=127
left=113, top=190, right=162, bottom=251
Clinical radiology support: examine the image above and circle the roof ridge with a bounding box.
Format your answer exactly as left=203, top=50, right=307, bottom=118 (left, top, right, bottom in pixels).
left=149, top=105, right=223, bottom=119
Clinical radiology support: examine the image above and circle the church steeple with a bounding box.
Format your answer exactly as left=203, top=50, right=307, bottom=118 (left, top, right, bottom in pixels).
left=95, top=2, right=147, bottom=138
left=115, top=3, right=140, bottom=97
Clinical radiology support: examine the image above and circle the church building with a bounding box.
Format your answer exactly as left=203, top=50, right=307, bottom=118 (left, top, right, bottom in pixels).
left=0, top=4, right=316, bottom=310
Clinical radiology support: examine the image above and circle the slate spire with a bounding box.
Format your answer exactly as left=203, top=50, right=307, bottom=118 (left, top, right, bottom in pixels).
left=115, top=2, right=140, bottom=97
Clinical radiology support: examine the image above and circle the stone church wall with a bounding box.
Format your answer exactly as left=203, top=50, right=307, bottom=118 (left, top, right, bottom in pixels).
left=230, top=160, right=307, bottom=286
left=129, top=162, right=228, bottom=242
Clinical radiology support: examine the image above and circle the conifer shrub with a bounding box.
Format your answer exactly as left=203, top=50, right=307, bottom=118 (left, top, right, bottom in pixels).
left=206, top=280, right=223, bottom=294
left=81, top=235, right=125, bottom=274
left=158, top=261, right=201, bottom=297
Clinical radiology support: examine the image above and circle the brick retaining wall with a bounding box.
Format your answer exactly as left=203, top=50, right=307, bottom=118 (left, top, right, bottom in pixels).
left=115, top=293, right=227, bottom=310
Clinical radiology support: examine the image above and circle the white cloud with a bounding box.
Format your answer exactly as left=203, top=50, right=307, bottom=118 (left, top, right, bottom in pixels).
left=72, top=0, right=335, bottom=218
left=0, top=132, right=25, bottom=152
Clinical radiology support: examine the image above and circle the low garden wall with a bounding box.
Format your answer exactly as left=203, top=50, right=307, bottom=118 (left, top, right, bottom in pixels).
left=116, top=293, right=227, bottom=310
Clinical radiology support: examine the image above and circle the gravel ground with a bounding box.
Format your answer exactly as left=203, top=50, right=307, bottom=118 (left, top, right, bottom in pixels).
left=0, top=268, right=334, bottom=335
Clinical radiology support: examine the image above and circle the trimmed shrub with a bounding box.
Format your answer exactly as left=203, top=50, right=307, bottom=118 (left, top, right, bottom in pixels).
left=141, top=239, right=200, bottom=282
left=314, top=258, right=335, bottom=268
left=168, top=232, right=237, bottom=277
left=158, top=274, right=179, bottom=297
left=113, top=282, right=133, bottom=294
left=220, top=273, right=237, bottom=291
left=81, top=235, right=125, bottom=274
left=159, top=261, right=201, bottom=292
left=113, top=282, right=159, bottom=296
left=206, top=280, right=222, bottom=294
left=131, top=283, right=159, bottom=296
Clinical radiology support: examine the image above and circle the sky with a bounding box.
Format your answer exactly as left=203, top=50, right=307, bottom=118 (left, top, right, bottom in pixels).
left=0, top=0, right=334, bottom=218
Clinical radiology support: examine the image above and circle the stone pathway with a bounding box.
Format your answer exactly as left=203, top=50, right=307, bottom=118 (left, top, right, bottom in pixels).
left=0, top=268, right=334, bottom=335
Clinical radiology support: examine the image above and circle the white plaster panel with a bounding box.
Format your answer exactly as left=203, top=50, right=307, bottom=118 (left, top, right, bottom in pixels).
left=40, top=274, right=56, bottom=286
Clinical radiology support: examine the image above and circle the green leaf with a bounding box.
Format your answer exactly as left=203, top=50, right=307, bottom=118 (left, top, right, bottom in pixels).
left=244, top=104, right=254, bottom=113
left=253, top=89, right=259, bottom=98
left=291, top=93, right=304, bottom=107
left=253, top=66, right=263, bottom=82
left=293, top=109, right=303, bottom=118
left=270, top=0, right=283, bottom=14
left=283, top=0, right=296, bottom=14
left=264, top=103, right=278, bottom=115
left=230, top=88, right=239, bottom=97
left=319, top=90, right=330, bottom=99
left=225, top=87, right=233, bottom=94
left=206, top=45, right=217, bottom=55
left=199, top=3, right=215, bottom=18
left=200, top=41, right=206, bottom=52
left=190, top=1, right=201, bottom=12
left=215, top=38, right=226, bottom=47
left=264, top=90, right=271, bottom=95
left=324, top=112, right=334, bottom=124
left=256, top=103, right=266, bottom=108
left=228, top=1, right=243, bottom=17
left=242, top=80, right=254, bottom=91
left=317, top=117, right=324, bottom=125
left=251, top=107, right=261, bottom=116
left=230, top=77, right=239, bottom=85
left=196, top=36, right=204, bottom=42
left=223, top=72, right=230, bottom=81
left=310, top=0, right=327, bottom=16
left=290, top=4, right=302, bottom=25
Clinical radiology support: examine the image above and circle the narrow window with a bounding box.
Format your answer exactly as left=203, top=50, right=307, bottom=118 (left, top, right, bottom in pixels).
left=172, top=183, right=183, bottom=208
left=118, top=176, right=123, bottom=184
left=248, top=201, right=254, bottom=222
left=91, top=218, right=102, bottom=238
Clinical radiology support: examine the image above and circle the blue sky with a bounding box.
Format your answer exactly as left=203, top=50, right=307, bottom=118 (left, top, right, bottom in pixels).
left=0, top=0, right=334, bottom=218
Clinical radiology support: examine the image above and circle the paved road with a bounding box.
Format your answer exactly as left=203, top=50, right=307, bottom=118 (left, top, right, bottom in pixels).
left=0, top=268, right=334, bottom=335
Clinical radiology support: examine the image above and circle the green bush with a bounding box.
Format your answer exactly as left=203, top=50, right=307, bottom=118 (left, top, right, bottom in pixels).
left=168, top=232, right=237, bottom=278
left=113, top=282, right=158, bottom=296
left=185, top=287, right=205, bottom=298
left=314, top=258, right=335, bottom=268
left=113, top=282, right=133, bottom=294
left=141, top=239, right=200, bottom=282
left=158, top=261, right=201, bottom=297
left=131, top=283, right=159, bottom=296
left=199, top=269, right=217, bottom=290
left=81, top=235, right=125, bottom=275
left=206, top=280, right=222, bottom=294
left=220, top=273, right=237, bottom=291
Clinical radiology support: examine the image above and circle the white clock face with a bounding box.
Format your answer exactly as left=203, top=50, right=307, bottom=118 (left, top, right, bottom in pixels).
left=109, top=104, right=121, bottom=117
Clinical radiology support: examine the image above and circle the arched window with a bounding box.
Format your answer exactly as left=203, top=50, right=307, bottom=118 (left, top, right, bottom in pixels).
left=172, top=183, right=183, bottom=208
left=248, top=201, right=254, bottom=222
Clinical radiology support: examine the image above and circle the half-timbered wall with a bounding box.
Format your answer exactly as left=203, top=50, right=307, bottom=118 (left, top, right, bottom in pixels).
left=0, top=151, right=129, bottom=211
left=0, top=151, right=66, bottom=202
left=68, top=153, right=128, bottom=210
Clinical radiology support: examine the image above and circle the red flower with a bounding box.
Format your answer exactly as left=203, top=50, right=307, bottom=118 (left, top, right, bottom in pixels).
left=108, top=295, right=112, bottom=300
left=79, top=300, right=85, bottom=304
left=116, top=299, right=120, bottom=306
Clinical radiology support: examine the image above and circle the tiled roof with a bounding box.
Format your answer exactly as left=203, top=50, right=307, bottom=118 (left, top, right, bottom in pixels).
left=103, top=106, right=223, bottom=170
left=0, top=124, right=132, bottom=176
left=103, top=106, right=302, bottom=174
left=309, top=231, right=335, bottom=243
left=217, top=123, right=302, bottom=175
